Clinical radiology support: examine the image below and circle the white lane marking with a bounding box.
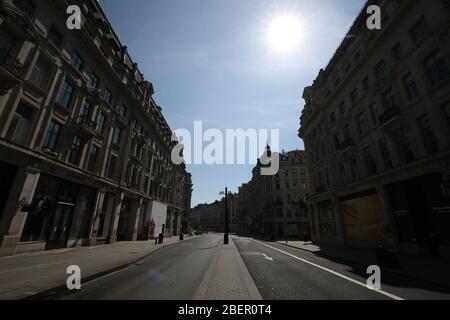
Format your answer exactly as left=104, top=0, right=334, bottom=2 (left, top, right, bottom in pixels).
left=262, top=253, right=274, bottom=262
left=253, top=240, right=405, bottom=301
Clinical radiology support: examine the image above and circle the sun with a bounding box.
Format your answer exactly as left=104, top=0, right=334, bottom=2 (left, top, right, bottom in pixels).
left=266, top=14, right=303, bottom=54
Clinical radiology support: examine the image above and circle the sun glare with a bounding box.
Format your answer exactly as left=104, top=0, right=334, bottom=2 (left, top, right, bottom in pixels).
left=266, top=14, right=303, bottom=54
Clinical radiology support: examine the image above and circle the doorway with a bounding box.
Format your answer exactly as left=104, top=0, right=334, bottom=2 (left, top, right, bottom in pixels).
left=45, top=203, right=75, bottom=250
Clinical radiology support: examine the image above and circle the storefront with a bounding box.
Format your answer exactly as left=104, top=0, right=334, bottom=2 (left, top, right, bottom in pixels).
left=387, top=173, right=450, bottom=255
left=339, top=190, right=386, bottom=248
left=20, top=174, right=96, bottom=250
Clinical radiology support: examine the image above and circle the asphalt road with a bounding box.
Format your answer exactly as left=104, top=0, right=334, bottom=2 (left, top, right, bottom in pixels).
left=233, top=236, right=450, bottom=300
left=60, top=234, right=221, bottom=300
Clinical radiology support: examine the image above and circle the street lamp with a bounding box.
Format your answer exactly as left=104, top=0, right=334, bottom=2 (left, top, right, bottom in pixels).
left=219, top=188, right=230, bottom=245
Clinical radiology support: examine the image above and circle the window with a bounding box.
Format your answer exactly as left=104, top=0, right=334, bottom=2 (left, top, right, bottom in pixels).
left=375, top=60, right=386, bottom=78
left=410, top=17, right=430, bottom=43
left=47, top=27, right=63, bottom=49
left=394, top=129, right=414, bottom=163
left=369, top=104, right=380, bottom=127
left=96, top=112, right=106, bottom=134
left=69, top=135, right=83, bottom=166
left=356, top=113, right=369, bottom=135
left=89, top=73, right=99, bottom=89
left=58, top=81, right=74, bottom=108
left=392, top=43, right=403, bottom=62
left=113, top=127, right=122, bottom=145
left=13, top=0, right=34, bottom=14
left=87, top=146, right=99, bottom=173
left=339, top=101, right=347, bottom=115
left=107, top=154, right=117, bottom=179
left=79, top=101, right=91, bottom=123
left=383, top=88, right=398, bottom=108
left=42, top=121, right=61, bottom=152
left=117, top=104, right=127, bottom=118
left=351, top=88, right=358, bottom=103
left=0, top=29, right=16, bottom=53
left=379, top=138, right=393, bottom=170
left=364, top=147, right=378, bottom=176
left=350, top=157, right=360, bottom=181
left=103, top=88, right=112, bottom=104
left=29, top=59, right=50, bottom=89
left=418, top=116, right=440, bottom=154
left=71, top=51, right=83, bottom=71
left=403, top=73, right=420, bottom=100
left=6, top=103, right=33, bottom=146
left=425, top=51, right=450, bottom=84
left=362, top=77, right=370, bottom=91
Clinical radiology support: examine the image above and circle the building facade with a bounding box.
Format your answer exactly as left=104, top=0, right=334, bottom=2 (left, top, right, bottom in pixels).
left=238, top=149, right=310, bottom=240
left=299, top=0, right=450, bottom=256
left=0, top=0, right=192, bottom=256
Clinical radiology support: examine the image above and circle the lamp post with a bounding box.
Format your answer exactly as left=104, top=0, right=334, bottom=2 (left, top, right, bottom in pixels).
left=219, top=188, right=229, bottom=245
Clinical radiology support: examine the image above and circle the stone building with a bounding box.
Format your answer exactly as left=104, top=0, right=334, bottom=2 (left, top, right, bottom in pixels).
left=238, top=148, right=310, bottom=240
left=0, top=0, right=191, bottom=256
left=299, top=0, right=450, bottom=256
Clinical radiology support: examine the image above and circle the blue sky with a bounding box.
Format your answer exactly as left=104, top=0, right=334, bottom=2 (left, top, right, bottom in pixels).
left=99, top=0, right=365, bottom=206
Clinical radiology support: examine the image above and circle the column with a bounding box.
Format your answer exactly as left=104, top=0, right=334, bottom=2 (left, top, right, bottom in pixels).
left=377, top=186, right=399, bottom=250
left=108, top=191, right=124, bottom=244
left=0, top=167, right=40, bottom=256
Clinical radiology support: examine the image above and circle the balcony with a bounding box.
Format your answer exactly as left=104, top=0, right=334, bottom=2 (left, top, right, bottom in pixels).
left=74, top=118, right=97, bottom=138
left=0, top=48, right=25, bottom=93
left=379, top=107, right=404, bottom=127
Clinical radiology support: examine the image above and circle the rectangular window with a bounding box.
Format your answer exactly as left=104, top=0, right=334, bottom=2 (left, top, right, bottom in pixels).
left=369, top=104, right=379, bottom=127
left=339, top=101, right=347, bottom=115
left=425, top=51, right=450, bottom=85
left=364, top=146, right=378, bottom=176
left=113, top=127, right=122, bottom=145
left=6, top=103, right=33, bottom=146
left=69, top=135, right=83, bottom=166
left=362, top=77, right=370, bottom=91
left=29, top=59, right=50, bottom=89
left=58, top=81, right=74, bottom=108
left=96, top=112, right=106, bottom=134
left=107, top=154, right=117, bottom=180
left=356, top=113, right=369, bottom=136
left=418, top=116, right=440, bottom=154
left=403, top=73, right=420, bottom=100
left=379, top=138, right=393, bottom=170
left=43, top=120, right=61, bottom=152
left=392, top=43, right=403, bottom=62
left=71, top=51, right=83, bottom=71
left=410, top=17, right=430, bottom=43
left=330, top=111, right=336, bottom=122
left=383, top=88, right=398, bottom=108
left=351, top=88, right=358, bottom=104
left=79, top=101, right=91, bottom=123
left=103, top=88, right=112, bottom=104
left=117, top=104, right=127, bottom=118
left=375, top=60, right=386, bottom=79
left=87, top=146, right=99, bottom=173
left=89, top=73, right=99, bottom=89
left=47, top=27, right=63, bottom=49
left=394, top=129, right=415, bottom=163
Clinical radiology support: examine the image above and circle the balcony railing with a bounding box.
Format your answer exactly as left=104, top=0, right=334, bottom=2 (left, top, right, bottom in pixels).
left=379, top=107, right=402, bottom=126
left=0, top=47, right=25, bottom=79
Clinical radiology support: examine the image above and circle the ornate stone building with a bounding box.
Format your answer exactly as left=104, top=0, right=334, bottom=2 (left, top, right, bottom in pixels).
left=0, top=0, right=192, bottom=256
left=238, top=149, right=310, bottom=240
left=299, top=0, right=450, bottom=256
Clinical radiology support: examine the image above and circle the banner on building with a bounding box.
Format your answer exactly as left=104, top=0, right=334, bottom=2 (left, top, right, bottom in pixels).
left=341, top=194, right=385, bottom=241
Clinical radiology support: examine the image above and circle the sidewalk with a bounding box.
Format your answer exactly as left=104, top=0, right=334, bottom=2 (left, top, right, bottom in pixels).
left=194, top=236, right=262, bottom=300
left=276, top=240, right=450, bottom=289
left=0, top=235, right=201, bottom=300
